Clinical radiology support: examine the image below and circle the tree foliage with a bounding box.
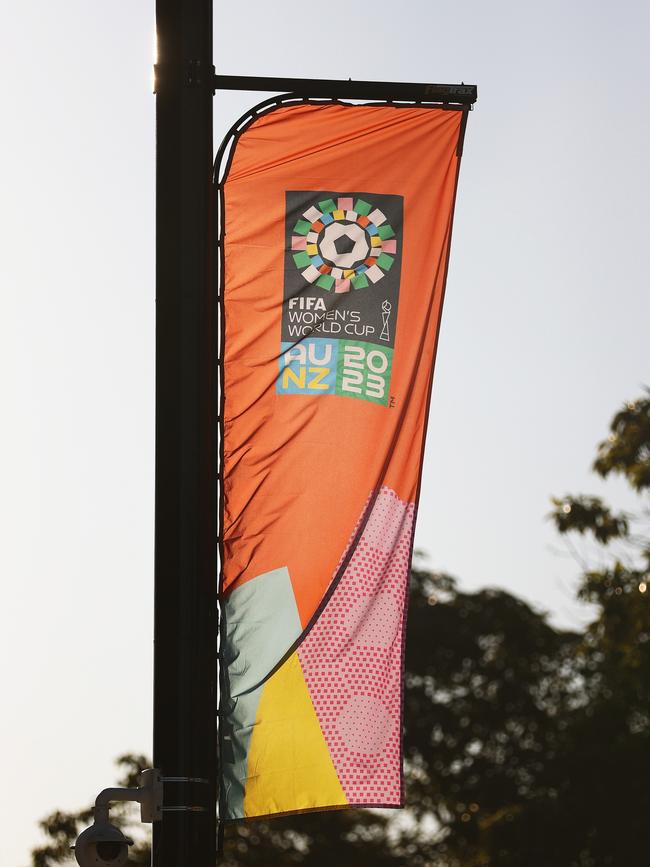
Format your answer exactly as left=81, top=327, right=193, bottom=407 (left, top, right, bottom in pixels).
left=32, top=391, right=650, bottom=866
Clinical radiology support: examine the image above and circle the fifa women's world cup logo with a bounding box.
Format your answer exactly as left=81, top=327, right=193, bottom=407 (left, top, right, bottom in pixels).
left=280, top=191, right=403, bottom=406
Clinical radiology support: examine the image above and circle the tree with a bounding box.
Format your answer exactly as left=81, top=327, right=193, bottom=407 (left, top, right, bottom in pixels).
left=31, top=391, right=650, bottom=866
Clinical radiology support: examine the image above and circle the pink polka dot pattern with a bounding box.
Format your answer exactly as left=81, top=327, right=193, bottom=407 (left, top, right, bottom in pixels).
left=297, top=486, right=415, bottom=806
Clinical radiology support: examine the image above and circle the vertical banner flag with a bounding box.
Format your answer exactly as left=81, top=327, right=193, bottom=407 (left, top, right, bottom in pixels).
left=218, top=101, right=469, bottom=820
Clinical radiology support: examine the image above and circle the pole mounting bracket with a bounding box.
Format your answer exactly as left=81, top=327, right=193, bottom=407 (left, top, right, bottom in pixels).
left=186, top=60, right=216, bottom=89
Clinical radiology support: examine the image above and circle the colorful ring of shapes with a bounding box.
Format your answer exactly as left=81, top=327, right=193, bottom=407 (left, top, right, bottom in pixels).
left=294, top=196, right=398, bottom=288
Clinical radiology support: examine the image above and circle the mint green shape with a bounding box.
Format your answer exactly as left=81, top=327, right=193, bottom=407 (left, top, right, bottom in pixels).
left=293, top=219, right=311, bottom=235
left=377, top=252, right=394, bottom=270
left=221, top=565, right=302, bottom=820
left=377, top=224, right=395, bottom=240
left=223, top=564, right=301, bottom=698
left=352, top=273, right=369, bottom=289
left=316, top=273, right=334, bottom=290
left=318, top=198, right=337, bottom=213
left=221, top=688, right=263, bottom=821
left=354, top=199, right=371, bottom=215
left=293, top=251, right=311, bottom=268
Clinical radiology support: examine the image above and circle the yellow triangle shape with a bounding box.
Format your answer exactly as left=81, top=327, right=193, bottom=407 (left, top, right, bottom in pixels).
left=243, top=652, right=347, bottom=817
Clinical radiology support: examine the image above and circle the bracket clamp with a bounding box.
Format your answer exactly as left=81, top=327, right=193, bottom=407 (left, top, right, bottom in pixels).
left=186, top=60, right=216, bottom=89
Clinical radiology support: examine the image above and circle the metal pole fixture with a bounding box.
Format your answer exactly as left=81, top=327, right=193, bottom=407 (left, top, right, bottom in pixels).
left=213, top=74, right=477, bottom=105
left=153, top=0, right=218, bottom=865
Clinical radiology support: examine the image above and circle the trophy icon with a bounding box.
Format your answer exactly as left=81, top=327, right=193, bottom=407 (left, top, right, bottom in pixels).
left=380, top=300, right=392, bottom=341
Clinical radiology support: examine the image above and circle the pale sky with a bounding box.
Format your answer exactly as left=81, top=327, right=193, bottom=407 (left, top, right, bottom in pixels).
left=2, top=1, right=649, bottom=864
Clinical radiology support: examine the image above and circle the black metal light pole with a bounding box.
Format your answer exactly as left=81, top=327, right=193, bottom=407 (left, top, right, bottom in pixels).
left=153, top=0, right=217, bottom=865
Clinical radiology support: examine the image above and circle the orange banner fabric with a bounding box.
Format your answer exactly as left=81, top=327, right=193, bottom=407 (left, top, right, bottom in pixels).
left=219, top=101, right=467, bottom=820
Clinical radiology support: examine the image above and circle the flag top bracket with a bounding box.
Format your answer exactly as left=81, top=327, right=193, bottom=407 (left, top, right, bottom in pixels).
left=213, top=74, right=477, bottom=105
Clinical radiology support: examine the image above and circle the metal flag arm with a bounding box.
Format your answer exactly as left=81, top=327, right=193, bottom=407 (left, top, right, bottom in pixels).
left=213, top=74, right=478, bottom=105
